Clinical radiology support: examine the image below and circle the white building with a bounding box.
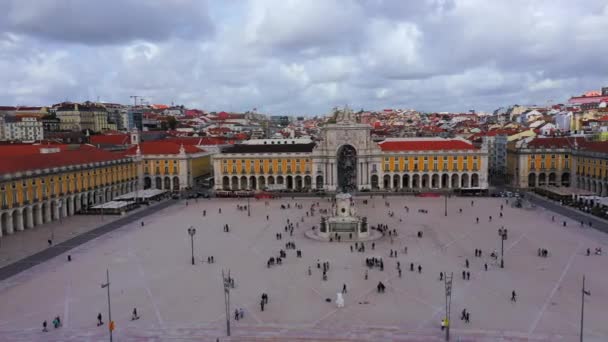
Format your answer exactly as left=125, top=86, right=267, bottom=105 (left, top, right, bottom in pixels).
left=3, top=116, right=44, bottom=142
left=554, top=111, right=573, bottom=132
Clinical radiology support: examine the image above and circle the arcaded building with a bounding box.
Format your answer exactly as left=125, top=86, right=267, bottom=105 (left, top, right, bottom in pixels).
left=214, top=108, right=488, bottom=193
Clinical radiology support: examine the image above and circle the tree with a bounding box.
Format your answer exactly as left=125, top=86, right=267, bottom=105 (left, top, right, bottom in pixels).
left=166, top=116, right=178, bottom=130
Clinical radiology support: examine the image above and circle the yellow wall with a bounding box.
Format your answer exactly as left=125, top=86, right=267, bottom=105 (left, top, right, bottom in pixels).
left=192, top=155, right=212, bottom=178
left=223, top=157, right=311, bottom=175
left=0, top=162, right=136, bottom=209
left=527, top=153, right=570, bottom=172
left=382, top=154, right=481, bottom=172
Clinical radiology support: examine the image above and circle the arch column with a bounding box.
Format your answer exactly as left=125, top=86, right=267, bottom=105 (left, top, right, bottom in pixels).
left=67, top=198, right=74, bottom=216
left=25, top=207, right=34, bottom=229
left=60, top=201, right=68, bottom=218
left=34, top=205, right=43, bottom=226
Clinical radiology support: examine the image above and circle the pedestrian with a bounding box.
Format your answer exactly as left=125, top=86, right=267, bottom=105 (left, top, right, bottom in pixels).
left=132, top=308, right=139, bottom=320
left=410, top=263, right=414, bottom=271
left=43, top=320, right=48, bottom=332
left=552, top=216, right=555, bottom=222
left=67, top=255, right=72, bottom=262
left=48, top=239, right=52, bottom=247
left=461, top=309, right=467, bottom=320
left=97, top=313, right=104, bottom=326
left=260, top=300, right=264, bottom=312
left=511, top=290, right=517, bottom=302
left=235, top=309, right=240, bottom=320
left=465, top=312, right=470, bottom=323
left=372, top=242, right=375, bottom=250
left=365, top=270, right=368, bottom=280
left=462, top=270, right=466, bottom=279
left=342, top=284, right=347, bottom=294
left=484, top=263, right=488, bottom=271
left=440, top=272, right=443, bottom=281
left=465, top=259, right=469, bottom=268
left=476, top=217, right=479, bottom=224
left=350, top=245, right=353, bottom=252
left=240, top=308, right=244, bottom=319
left=203, top=210, right=206, bottom=216
left=398, top=268, right=402, bottom=278
left=587, top=248, right=591, bottom=256
left=141, top=221, right=144, bottom=227
left=418, top=265, right=422, bottom=273
left=466, top=271, right=470, bottom=280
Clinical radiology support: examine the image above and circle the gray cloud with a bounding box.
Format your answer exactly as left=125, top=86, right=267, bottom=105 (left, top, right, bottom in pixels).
left=0, top=0, right=213, bottom=44
left=0, top=0, right=607, bottom=114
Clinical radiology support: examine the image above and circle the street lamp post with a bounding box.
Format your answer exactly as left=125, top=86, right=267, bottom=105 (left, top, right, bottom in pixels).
left=222, top=269, right=231, bottom=336
left=247, top=197, right=251, bottom=217
left=444, top=272, right=453, bottom=341
left=187, top=226, right=196, bottom=265
left=500, top=230, right=506, bottom=268
left=444, top=192, right=448, bottom=217
left=580, top=275, right=591, bottom=342
left=101, top=269, right=113, bottom=342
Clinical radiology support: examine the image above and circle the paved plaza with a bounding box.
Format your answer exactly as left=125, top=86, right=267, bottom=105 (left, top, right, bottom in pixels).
left=0, top=195, right=607, bottom=341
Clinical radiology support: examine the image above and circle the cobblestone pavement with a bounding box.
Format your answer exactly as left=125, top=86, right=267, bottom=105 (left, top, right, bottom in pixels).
left=0, top=196, right=606, bottom=341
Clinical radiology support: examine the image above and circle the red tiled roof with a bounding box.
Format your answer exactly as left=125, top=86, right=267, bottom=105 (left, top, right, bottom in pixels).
left=379, top=139, right=477, bottom=151
left=0, top=145, right=128, bottom=174
left=90, top=134, right=130, bottom=145
left=581, top=141, right=608, bottom=153
left=526, top=137, right=583, bottom=149
left=125, top=141, right=201, bottom=155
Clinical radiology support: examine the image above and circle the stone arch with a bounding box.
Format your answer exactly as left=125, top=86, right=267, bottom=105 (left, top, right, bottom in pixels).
left=528, top=173, right=536, bottom=188
left=258, top=176, right=266, bottom=190
left=173, top=176, right=180, bottom=191
left=548, top=172, right=556, bottom=186
left=250, top=176, right=257, bottom=190
left=598, top=182, right=603, bottom=196
left=12, top=209, right=23, bottom=231
left=421, top=174, right=429, bottom=188
left=164, top=177, right=171, bottom=190
left=231, top=176, right=239, bottom=190
left=431, top=174, right=439, bottom=188
left=383, top=175, right=391, bottom=189
left=155, top=177, right=162, bottom=190
left=24, top=206, right=34, bottom=229
left=304, top=175, right=312, bottom=189
left=222, top=176, right=230, bottom=190
left=538, top=173, right=546, bottom=186
left=371, top=175, right=379, bottom=189
left=412, top=174, right=420, bottom=188
left=105, top=187, right=111, bottom=201
left=286, top=175, right=294, bottom=189
left=393, top=174, right=400, bottom=189
left=471, top=173, right=479, bottom=187
left=240, top=176, right=248, bottom=190
left=561, top=173, right=570, bottom=187
left=336, top=144, right=357, bottom=192
left=441, top=174, right=449, bottom=189
left=277, top=175, right=284, bottom=185
left=316, top=175, right=324, bottom=189
left=461, top=173, right=470, bottom=188
left=268, top=176, right=275, bottom=185
left=451, top=174, right=459, bottom=189
left=402, top=174, right=410, bottom=189
left=0, top=211, right=12, bottom=235
left=295, top=175, right=303, bottom=190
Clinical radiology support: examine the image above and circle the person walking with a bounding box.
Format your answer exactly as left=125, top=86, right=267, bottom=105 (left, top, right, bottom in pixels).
left=511, top=290, right=517, bottom=302
left=132, top=308, right=139, bottom=320
left=342, top=284, right=347, bottom=294
left=484, top=263, right=488, bottom=271
left=440, top=272, right=443, bottom=281
left=42, top=320, right=48, bottom=332
left=97, top=313, right=104, bottom=326
left=465, top=259, right=469, bottom=268
left=418, top=265, right=422, bottom=273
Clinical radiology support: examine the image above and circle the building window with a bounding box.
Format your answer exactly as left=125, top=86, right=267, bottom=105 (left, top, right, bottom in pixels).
left=259, top=163, right=264, bottom=173
left=394, top=161, right=399, bottom=171
left=223, top=165, right=228, bottom=173
left=384, top=163, right=390, bottom=172
left=278, top=164, right=283, bottom=173
left=165, top=166, right=169, bottom=173
left=250, top=164, right=255, bottom=173
left=232, top=164, right=236, bottom=173
left=173, top=165, right=178, bottom=174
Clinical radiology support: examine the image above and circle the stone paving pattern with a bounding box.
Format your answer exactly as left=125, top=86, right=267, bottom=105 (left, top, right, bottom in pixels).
left=0, top=195, right=607, bottom=341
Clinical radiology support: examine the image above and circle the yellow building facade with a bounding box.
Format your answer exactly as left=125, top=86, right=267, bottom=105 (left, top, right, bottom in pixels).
left=0, top=145, right=138, bottom=237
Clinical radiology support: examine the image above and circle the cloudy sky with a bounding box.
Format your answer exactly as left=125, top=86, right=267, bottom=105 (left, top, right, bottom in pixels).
left=1, top=0, right=608, bottom=115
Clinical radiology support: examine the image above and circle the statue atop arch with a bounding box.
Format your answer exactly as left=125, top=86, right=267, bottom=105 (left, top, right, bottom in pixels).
left=336, top=105, right=355, bottom=124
